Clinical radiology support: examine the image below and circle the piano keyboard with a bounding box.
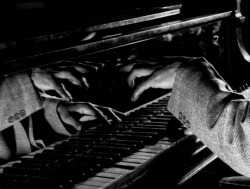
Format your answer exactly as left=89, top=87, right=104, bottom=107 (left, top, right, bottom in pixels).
left=0, top=93, right=212, bottom=189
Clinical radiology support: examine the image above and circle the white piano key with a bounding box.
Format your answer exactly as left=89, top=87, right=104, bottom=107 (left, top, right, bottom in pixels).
left=88, top=176, right=116, bottom=189
left=95, top=172, right=124, bottom=187
left=80, top=180, right=109, bottom=188
left=133, top=152, right=156, bottom=157
left=104, top=167, right=131, bottom=175
left=74, top=185, right=100, bottom=189
left=89, top=177, right=114, bottom=183
left=122, top=158, right=147, bottom=164
left=139, top=148, right=162, bottom=154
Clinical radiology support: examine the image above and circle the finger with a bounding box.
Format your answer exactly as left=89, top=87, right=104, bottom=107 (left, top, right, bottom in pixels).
left=81, top=32, right=96, bottom=41
left=53, top=65, right=89, bottom=74
left=59, top=110, right=81, bottom=131
left=127, top=68, right=153, bottom=88
left=73, top=65, right=89, bottom=74
left=119, top=63, right=136, bottom=72
left=106, top=108, right=126, bottom=119
left=131, top=78, right=152, bottom=102
left=81, top=77, right=89, bottom=89
left=106, top=108, right=122, bottom=121
left=51, top=81, right=72, bottom=101
left=67, top=103, right=111, bottom=124
left=87, top=103, right=111, bottom=125
left=67, top=103, right=96, bottom=116
left=53, top=71, right=84, bottom=88
left=79, top=115, right=97, bottom=122
left=94, top=105, right=125, bottom=121
left=96, top=106, right=122, bottom=121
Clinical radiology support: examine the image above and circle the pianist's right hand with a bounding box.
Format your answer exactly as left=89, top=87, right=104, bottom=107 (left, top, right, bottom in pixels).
left=122, top=57, right=195, bottom=102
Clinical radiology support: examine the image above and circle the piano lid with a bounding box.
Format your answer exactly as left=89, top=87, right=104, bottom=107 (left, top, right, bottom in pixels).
left=0, top=0, right=236, bottom=49
left=0, top=0, right=236, bottom=76
left=0, top=0, right=181, bottom=42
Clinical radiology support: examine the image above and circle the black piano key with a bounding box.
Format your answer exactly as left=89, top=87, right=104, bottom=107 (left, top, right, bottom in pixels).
left=54, top=142, right=91, bottom=151
left=17, top=178, right=66, bottom=189
left=131, top=126, right=167, bottom=133
left=39, top=161, right=90, bottom=186
left=89, top=151, right=122, bottom=162
left=130, top=127, right=166, bottom=138
left=43, top=149, right=73, bottom=157
left=106, top=138, right=145, bottom=149
left=74, top=155, right=115, bottom=167
left=139, top=122, right=169, bottom=127
left=113, top=123, right=133, bottom=129
left=103, top=140, right=140, bottom=152
left=0, top=179, right=23, bottom=189
left=11, top=162, right=49, bottom=171
left=68, top=137, right=99, bottom=144
left=3, top=166, right=42, bottom=176
left=121, top=131, right=159, bottom=142
left=114, top=162, right=138, bottom=170
left=92, top=145, right=132, bottom=156
left=146, top=104, right=168, bottom=108
left=115, top=133, right=155, bottom=145
left=76, top=161, right=102, bottom=173
left=34, top=151, right=71, bottom=162
left=121, top=117, right=147, bottom=123
left=148, top=117, right=171, bottom=122
left=122, top=130, right=158, bottom=136
left=124, top=116, right=150, bottom=120
left=128, top=111, right=155, bottom=117
left=0, top=173, right=27, bottom=183
left=21, top=157, right=58, bottom=166
left=79, top=133, right=113, bottom=140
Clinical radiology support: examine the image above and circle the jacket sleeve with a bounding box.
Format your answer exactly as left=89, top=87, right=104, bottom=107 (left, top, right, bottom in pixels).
left=43, top=98, right=71, bottom=136
left=0, top=73, right=42, bottom=132
left=167, top=57, right=250, bottom=176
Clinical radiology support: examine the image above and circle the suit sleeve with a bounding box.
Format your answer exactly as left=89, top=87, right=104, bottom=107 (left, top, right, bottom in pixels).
left=43, top=98, right=71, bottom=136
left=0, top=73, right=43, bottom=132
left=168, top=57, right=250, bottom=176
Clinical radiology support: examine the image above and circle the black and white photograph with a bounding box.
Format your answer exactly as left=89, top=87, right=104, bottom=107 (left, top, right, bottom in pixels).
left=0, top=0, right=250, bottom=188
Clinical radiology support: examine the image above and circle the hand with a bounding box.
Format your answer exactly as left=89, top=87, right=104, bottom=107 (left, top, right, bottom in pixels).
left=57, top=101, right=125, bottom=132
left=129, top=62, right=181, bottom=102
left=121, top=57, right=192, bottom=102
left=31, top=63, right=90, bottom=101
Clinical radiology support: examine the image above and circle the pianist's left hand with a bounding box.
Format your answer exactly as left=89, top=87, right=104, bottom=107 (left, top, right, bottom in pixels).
left=31, top=64, right=90, bottom=101
left=57, top=101, right=125, bottom=131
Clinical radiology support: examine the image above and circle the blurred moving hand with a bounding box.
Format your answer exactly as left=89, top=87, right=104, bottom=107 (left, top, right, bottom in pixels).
left=31, top=63, right=90, bottom=101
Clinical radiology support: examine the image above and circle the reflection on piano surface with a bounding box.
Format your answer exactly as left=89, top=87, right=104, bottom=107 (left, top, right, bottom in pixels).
left=0, top=0, right=249, bottom=188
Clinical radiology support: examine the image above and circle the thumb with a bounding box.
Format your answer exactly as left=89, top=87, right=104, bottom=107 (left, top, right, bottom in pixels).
left=131, top=79, right=151, bottom=102
left=59, top=109, right=81, bottom=131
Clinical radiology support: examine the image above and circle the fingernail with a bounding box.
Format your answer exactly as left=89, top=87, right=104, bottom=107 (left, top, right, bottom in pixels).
left=77, top=125, right=82, bottom=131
left=130, top=81, right=134, bottom=88
left=72, top=80, right=80, bottom=86
left=82, top=77, right=89, bottom=89
left=131, top=96, right=135, bottom=102
left=66, top=97, right=72, bottom=102
left=131, top=95, right=138, bottom=102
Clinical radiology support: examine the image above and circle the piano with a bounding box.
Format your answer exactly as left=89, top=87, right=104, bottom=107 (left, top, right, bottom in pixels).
left=0, top=0, right=249, bottom=188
